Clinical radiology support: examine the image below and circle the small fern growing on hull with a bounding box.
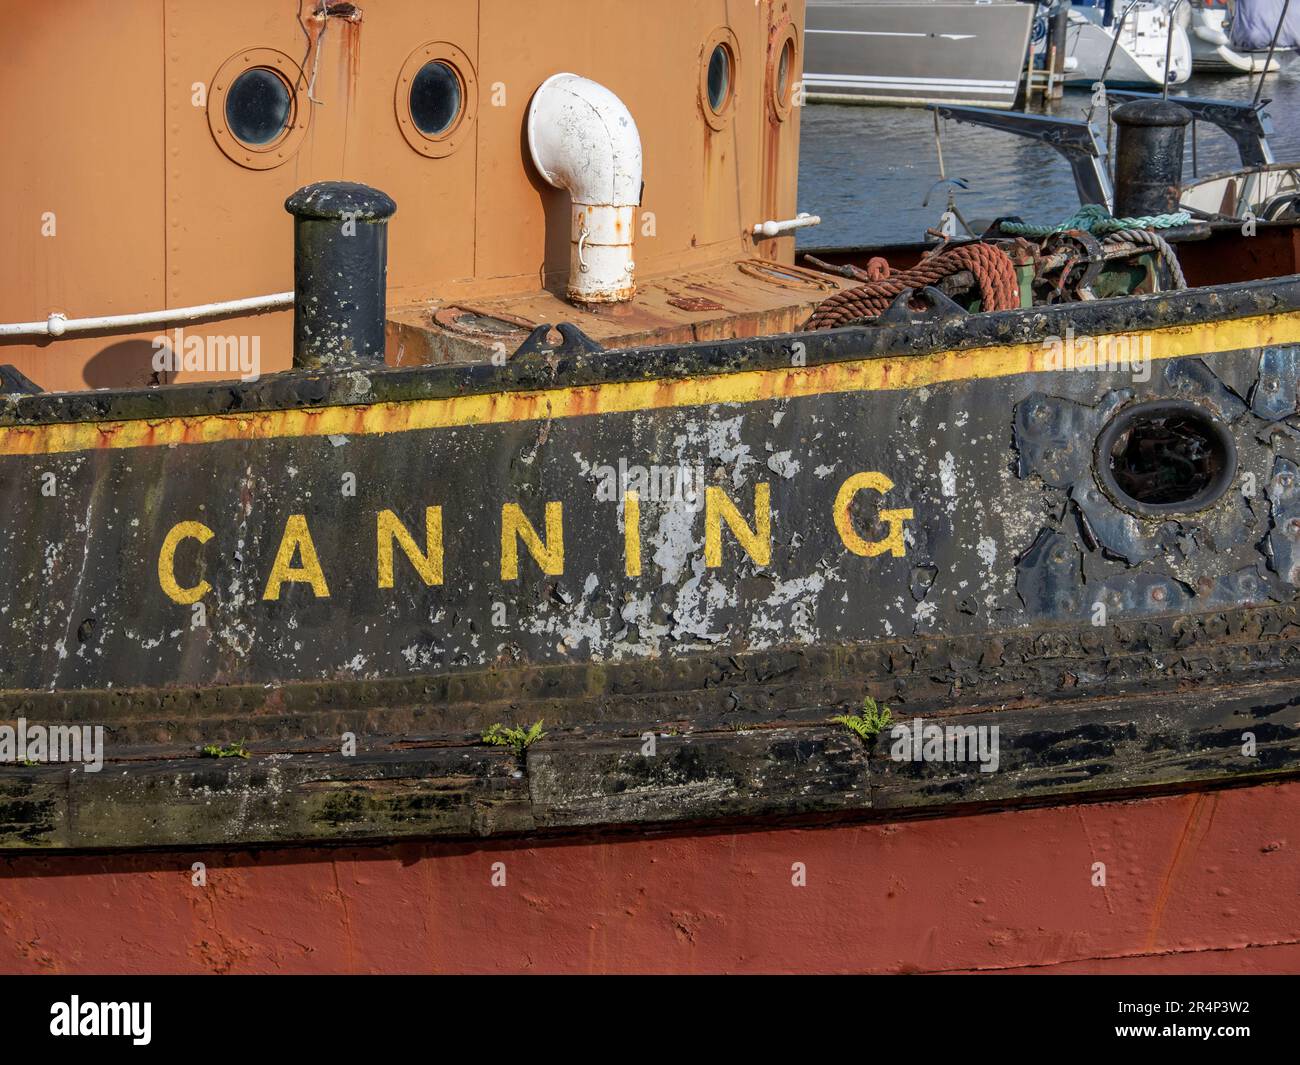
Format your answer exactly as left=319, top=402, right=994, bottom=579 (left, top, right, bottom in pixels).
left=200, top=739, right=250, bottom=759
left=831, top=696, right=893, bottom=745
left=482, top=720, right=546, bottom=757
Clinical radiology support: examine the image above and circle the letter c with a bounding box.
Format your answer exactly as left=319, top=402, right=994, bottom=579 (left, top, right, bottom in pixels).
left=159, top=521, right=214, bottom=604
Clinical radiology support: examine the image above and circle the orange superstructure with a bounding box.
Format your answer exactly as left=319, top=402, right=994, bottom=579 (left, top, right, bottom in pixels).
left=1, top=0, right=806, bottom=391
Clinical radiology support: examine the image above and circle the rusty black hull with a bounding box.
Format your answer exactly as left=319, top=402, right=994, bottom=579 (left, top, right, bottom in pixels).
left=4, top=278, right=1300, bottom=849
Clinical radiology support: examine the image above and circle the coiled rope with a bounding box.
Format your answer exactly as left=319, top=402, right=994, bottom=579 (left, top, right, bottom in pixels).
left=997, top=203, right=1192, bottom=237
left=803, top=242, right=1020, bottom=330
left=1104, top=227, right=1187, bottom=290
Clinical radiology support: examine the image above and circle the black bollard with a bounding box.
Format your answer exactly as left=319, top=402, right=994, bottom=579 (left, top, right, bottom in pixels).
left=1048, top=6, right=1068, bottom=99
left=284, top=182, right=397, bottom=369
left=1111, top=99, right=1191, bottom=219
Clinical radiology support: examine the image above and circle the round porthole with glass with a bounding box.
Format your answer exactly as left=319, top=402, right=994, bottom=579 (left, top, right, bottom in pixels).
left=700, top=28, right=740, bottom=130
left=768, top=24, right=799, bottom=121
left=226, top=68, right=292, bottom=144
left=208, top=49, right=310, bottom=169
left=707, top=45, right=731, bottom=110
left=397, top=43, right=477, bottom=157
left=411, top=61, right=462, bottom=135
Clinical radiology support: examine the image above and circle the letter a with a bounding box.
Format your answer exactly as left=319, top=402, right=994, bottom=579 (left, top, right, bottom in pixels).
left=263, top=514, right=331, bottom=599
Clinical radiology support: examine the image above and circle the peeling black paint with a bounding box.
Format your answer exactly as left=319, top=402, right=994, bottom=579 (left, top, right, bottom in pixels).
left=4, top=273, right=1300, bottom=848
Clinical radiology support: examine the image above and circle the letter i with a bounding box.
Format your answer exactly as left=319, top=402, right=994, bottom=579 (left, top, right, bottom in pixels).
left=624, top=492, right=641, bottom=577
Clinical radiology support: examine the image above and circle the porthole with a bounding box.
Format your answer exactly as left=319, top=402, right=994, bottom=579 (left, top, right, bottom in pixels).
left=700, top=28, right=740, bottom=130
left=410, top=61, right=462, bottom=135
left=208, top=49, right=310, bottom=170
left=226, top=68, right=292, bottom=145
left=396, top=42, right=477, bottom=157
left=768, top=25, right=799, bottom=121
left=707, top=45, right=731, bottom=111
left=1094, top=400, right=1237, bottom=515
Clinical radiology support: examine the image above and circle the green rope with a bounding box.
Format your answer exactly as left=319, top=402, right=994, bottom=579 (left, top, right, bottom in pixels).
left=997, top=203, right=1192, bottom=237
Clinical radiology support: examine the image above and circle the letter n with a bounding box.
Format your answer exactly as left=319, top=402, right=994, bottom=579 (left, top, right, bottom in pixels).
left=705, top=483, right=771, bottom=567
left=501, top=502, right=563, bottom=580
left=377, top=507, right=443, bottom=587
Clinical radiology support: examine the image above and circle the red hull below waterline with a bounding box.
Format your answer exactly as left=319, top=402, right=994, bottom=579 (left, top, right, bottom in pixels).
left=3, top=779, right=1298, bottom=975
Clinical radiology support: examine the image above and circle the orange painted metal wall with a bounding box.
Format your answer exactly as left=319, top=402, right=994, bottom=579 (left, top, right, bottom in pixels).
left=0, top=1, right=168, bottom=391
left=0, top=0, right=804, bottom=392
left=3, top=781, right=1297, bottom=974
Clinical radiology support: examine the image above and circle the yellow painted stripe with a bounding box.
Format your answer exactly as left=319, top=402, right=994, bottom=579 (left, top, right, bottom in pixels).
left=3, top=312, right=1298, bottom=457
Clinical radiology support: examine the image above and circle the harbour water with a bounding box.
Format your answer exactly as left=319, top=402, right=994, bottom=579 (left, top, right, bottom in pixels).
left=798, top=70, right=1300, bottom=249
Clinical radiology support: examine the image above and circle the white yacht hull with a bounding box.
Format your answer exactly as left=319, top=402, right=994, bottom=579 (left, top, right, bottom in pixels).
left=1182, top=163, right=1300, bottom=218
left=1042, top=7, right=1192, bottom=87
left=804, top=0, right=1034, bottom=109
left=1190, top=7, right=1282, bottom=73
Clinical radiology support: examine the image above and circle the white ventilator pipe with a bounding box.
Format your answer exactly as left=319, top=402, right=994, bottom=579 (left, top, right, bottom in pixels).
left=0, top=292, right=293, bottom=339
left=526, top=73, right=643, bottom=304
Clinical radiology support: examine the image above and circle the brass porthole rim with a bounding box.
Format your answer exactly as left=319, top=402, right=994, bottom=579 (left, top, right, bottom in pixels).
left=768, top=24, right=800, bottom=122
left=208, top=48, right=310, bottom=171
left=700, top=27, right=740, bottom=132
left=395, top=42, right=477, bottom=158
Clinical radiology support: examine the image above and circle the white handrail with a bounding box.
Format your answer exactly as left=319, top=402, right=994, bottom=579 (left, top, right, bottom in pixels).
left=752, top=213, right=822, bottom=238
left=0, top=292, right=294, bottom=339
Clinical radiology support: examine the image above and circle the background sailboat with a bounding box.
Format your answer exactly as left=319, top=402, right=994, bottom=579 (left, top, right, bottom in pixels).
left=1186, top=0, right=1284, bottom=72
left=1034, top=0, right=1192, bottom=86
